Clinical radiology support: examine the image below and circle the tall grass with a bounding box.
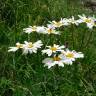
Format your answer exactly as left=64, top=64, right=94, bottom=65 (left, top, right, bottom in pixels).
left=0, top=0, right=96, bottom=96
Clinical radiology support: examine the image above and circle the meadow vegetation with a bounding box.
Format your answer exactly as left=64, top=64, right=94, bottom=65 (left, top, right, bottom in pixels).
left=0, top=0, right=96, bottom=96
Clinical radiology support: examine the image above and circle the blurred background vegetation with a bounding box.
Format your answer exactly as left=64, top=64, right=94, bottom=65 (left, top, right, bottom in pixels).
left=0, top=0, right=96, bottom=96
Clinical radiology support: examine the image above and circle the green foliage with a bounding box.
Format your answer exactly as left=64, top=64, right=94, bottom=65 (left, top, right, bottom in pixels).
left=0, top=0, right=96, bottom=96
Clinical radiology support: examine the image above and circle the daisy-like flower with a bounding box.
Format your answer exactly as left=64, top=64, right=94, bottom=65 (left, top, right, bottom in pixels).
left=44, top=24, right=60, bottom=35
left=42, top=44, right=65, bottom=56
left=78, top=14, right=96, bottom=29
left=23, top=26, right=47, bottom=34
left=50, top=18, right=64, bottom=28
left=8, top=42, right=23, bottom=52
left=42, top=55, right=65, bottom=68
left=68, top=16, right=80, bottom=25
left=23, top=40, right=43, bottom=54
left=23, top=26, right=37, bottom=34
left=61, top=49, right=84, bottom=65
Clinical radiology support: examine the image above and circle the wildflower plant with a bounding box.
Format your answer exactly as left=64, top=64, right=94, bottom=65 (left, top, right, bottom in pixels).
left=8, top=14, right=96, bottom=69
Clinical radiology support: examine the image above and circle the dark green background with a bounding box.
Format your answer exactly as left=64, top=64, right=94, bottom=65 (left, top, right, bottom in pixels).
left=0, top=0, right=96, bottom=96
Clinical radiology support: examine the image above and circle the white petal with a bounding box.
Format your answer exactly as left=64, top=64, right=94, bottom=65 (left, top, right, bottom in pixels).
left=42, top=58, right=53, bottom=64
left=87, top=23, right=94, bottom=29
left=63, top=59, right=73, bottom=65
left=22, top=48, right=28, bottom=54
left=8, top=47, right=19, bottom=52
left=58, top=62, right=64, bottom=67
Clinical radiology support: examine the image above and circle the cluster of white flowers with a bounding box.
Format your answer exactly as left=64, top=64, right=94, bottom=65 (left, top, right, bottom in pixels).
left=8, top=42, right=84, bottom=68
left=23, top=24, right=60, bottom=35
left=23, top=14, right=96, bottom=35
left=8, top=15, right=94, bottom=69
left=42, top=44, right=84, bottom=68
left=8, top=40, right=43, bottom=54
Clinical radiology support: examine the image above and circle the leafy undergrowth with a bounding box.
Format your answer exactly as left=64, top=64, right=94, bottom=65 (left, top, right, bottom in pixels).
left=0, top=0, right=96, bottom=96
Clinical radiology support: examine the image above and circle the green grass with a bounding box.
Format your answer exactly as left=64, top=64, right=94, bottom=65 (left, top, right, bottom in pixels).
left=0, top=0, right=96, bottom=96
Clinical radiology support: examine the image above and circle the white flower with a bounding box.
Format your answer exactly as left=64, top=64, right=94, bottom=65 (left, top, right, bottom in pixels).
left=42, top=49, right=84, bottom=68
left=23, top=40, right=43, bottom=54
left=50, top=18, right=64, bottom=27
left=61, top=49, right=84, bottom=65
left=8, top=42, right=23, bottom=52
left=44, top=24, right=60, bottom=34
left=68, top=16, right=79, bottom=25
left=23, top=26, right=37, bottom=34
left=42, top=55, right=65, bottom=68
left=42, top=44, right=65, bottom=56
left=78, top=14, right=96, bottom=29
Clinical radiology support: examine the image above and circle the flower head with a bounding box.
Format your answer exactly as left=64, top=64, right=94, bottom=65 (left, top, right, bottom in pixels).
left=42, top=55, right=65, bottom=68
left=61, top=49, right=84, bottom=65
left=23, top=26, right=37, bottom=34
left=42, top=44, right=65, bottom=56
left=23, top=40, right=43, bottom=54
left=78, top=14, right=96, bottom=29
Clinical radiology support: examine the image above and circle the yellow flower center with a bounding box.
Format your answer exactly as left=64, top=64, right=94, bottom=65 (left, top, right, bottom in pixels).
left=28, top=42, right=33, bottom=48
left=16, top=44, right=23, bottom=48
left=85, top=19, right=91, bottom=23
left=53, top=56, right=61, bottom=61
left=53, top=21, right=62, bottom=27
left=50, top=47, right=57, bottom=51
left=48, top=28, right=52, bottom=33
left=32, top=26, right=37, bottom=31
left=66, top=53, right=74, bottom=58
